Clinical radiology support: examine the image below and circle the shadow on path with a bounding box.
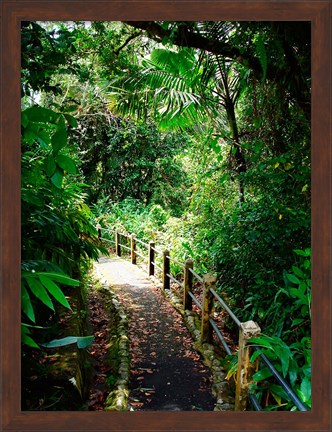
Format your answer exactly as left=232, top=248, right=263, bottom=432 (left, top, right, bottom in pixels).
left=95, top=256, right=215, bottom=411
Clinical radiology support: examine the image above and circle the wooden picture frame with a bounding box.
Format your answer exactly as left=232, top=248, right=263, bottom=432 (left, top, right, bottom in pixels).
left=1, top=1, right=331, bottom=431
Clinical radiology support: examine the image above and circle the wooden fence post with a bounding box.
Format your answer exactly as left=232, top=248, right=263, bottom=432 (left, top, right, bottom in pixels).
left=200, top=273, right=216, bottom=344
left=148, top=241, right=155, bottom=276
left=115, top=229, right=121, bottom=257
left=131, top=234, right=137, bottom=265
left=183, top=259, right=193, bottom=310
left=235, top=320, right=261, bottom=411
left=162, top=249, right=170, bottom=290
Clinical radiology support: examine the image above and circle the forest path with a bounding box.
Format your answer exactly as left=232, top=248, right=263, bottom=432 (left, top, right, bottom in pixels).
left=94, top=256, right=215, bottom=411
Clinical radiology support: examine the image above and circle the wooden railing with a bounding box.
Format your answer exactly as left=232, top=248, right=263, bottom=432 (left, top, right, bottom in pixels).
left=98, top=226, right=309, bottom=412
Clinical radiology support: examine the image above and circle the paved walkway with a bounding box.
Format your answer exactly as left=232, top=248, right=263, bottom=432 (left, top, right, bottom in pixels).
left=95, top=256, right=215, bottom=411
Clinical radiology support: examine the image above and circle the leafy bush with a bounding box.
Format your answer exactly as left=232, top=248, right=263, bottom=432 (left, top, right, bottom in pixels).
left=21, top=105, right=107, bottom=346
left=223, top=249, right=311, bottom=410
left=249, top=333, right=311, bottom=410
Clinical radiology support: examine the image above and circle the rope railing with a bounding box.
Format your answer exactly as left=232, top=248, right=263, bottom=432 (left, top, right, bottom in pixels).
left=98, top=225, right=309, bottom=412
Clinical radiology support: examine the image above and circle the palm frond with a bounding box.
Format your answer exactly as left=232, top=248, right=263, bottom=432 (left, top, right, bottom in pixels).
left=107, top=47, right=210, bottom=130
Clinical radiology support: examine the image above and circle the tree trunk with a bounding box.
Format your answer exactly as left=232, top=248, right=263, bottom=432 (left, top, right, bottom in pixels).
left=225, top=98, right=246, bottom=203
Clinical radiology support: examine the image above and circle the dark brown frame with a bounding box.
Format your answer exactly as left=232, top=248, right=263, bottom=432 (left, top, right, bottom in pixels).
left=1, top=1, right=331, bottom=431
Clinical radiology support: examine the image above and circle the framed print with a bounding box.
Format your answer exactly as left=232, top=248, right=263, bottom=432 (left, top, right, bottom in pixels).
left=0, top=0, right=331, bottom=431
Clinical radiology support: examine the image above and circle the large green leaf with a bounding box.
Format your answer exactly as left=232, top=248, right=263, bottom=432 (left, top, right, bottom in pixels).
left=25, top=276, right=55, bottom=311
left=50, top=167, right=64, bottom=188
left=287, top=273, right=300, bottom=285
left=41, top=335, right=94, bottom=349
left=253, top=367, right=273, bottom=382
left=39, top=275, right=71, bottom=309
left=294, top=248, right=311, bottom=257
left=21, top=285, right=35, bottom=323
left=292, top=266, right=304, bottom=278
left=56, top=155, right=77, bottom=174
left=21, top=112, right=29, bottom=128
left=278, top=344, right=291, bottom=377
left=39, top=272, right=79, bottom=286
left=64, top=113, right=78, bottom=128
left=51, top=127, right=67, bottom=153
left=300, top=376, right=311, bottom=402
left=250, top=348, right=270, bottom=362
left=21, top=322, right=46, bottom=329
left=249, top=337, right=273, bottom=350
left=24, top=106, right=59, bottom=123
left=44, top=154, right=57, bottom=177
left=288, top=359, right=298, bottom=386
left=77, top=336, right=94, bottom=348
left=289, top=288, right=307, bottom=303
left=21, top=325, right=40, bottom=348
left=21, top=332, right=40, bottom=348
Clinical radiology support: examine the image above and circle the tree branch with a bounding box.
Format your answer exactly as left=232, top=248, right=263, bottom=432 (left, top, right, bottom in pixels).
left=114, top=31, right=143, bottom=56
left=123, top=21, right=261, bottom=74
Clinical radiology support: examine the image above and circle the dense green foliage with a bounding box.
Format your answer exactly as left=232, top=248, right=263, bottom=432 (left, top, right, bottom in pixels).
left=71, top=114, right=190, bottom=213
left=21, top=20, right=311, bottom=411
left=21, top=22, right=107, bottom=349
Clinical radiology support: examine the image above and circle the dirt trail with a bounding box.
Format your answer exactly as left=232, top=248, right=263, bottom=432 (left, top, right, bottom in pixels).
left=95, top=256, right=215, bottom=411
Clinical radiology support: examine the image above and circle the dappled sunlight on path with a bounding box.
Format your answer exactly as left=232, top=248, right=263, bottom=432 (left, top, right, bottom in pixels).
left=95, top=256, right=215, bottom=411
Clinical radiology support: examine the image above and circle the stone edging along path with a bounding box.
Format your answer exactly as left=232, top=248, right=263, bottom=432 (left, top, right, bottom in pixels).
left=93, top=265, right=131, bottom=411
left=93, top=257, right=235, bottom=411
